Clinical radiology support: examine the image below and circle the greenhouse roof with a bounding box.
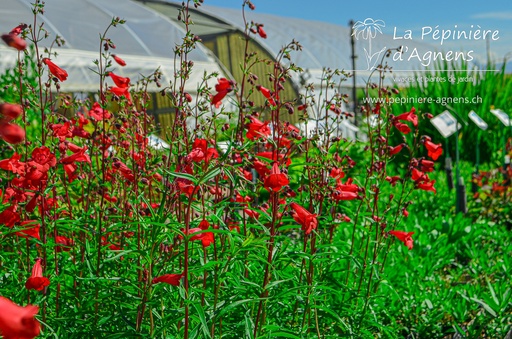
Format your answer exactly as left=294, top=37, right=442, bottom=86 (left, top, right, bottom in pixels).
left=199, top=5, right=436, bottom=80
left=0, top=0, right=226, bottom=92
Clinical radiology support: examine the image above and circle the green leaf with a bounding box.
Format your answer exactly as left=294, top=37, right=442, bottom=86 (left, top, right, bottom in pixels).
left=470, top=297, right=497, bottom=317
left=164, top=170, right=197, bottom=184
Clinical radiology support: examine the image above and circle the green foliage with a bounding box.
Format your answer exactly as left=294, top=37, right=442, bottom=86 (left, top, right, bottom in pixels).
left=391, top=59, right=512, bottom=164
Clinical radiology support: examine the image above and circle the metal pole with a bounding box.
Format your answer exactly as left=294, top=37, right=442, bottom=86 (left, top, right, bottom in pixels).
left=349, top=20, right=357, bottom=126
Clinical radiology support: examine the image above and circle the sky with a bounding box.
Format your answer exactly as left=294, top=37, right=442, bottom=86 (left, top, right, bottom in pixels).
left=203, top=0, right=512, bottom=67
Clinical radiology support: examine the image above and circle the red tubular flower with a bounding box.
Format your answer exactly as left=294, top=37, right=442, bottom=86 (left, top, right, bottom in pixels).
left=264, top=162, right=289, bottom=192
left=290, top=202, right=318, bottom=235
left=31, top=146, right=56, bottom=168
left=211, top=78, right=234, bottom=108
left=417, top=179, right=436, bottom=193
left=253, top=159, right=270, bottom=178
left=55, top=235, right=74, bottom=252
left=395, top=107, right=418, bottom=127
left=112, top=54, right=126, bottom=66
left=0, top=206, right=20, bottom=228
left=424, top=140, right=443, bottom=161
left=332, top=190, right=358, bottom=201
left=1, top=33, right=27, bottom=51
left=51, top=122, right=73, bottom=141
left=42, top=58, right=68, bottom=82
left=246, top=116, right=271, bottom=140
left=385, top=175, right=401, bottom=186
left=88, top=102, right=111, bottom=121
left=152, top=273, right=183, bottom=286
left=0, top=153, right=25, bottom=175
left=329, top=167, right=345, bottom=181
left=389, top=230, right=414, bottom=250
left=9, top=24, right=27, bottom=36
left=25, top=258, right=50, bottom=291
left=420, top=159, right=435, bottom=172
left=411, top=168, right=426, bottom=182
left=393, top=121, right=411, bottom=134
left=257, top=25, right=267, bottom=39
left=256, top=85, right=276, bottom=106
left=256, top=152, right=291, bottom=166
left=184, top=227, right=215, bottom=248
left=16, top=220, right=41, bottom=240
left=110, top=86, right=132, bottom=105
left=199, top=219, right=210, bottom=230
left=0, top=122, right=25, bottom=144
left=0, top=296, right=40, bottom=339
left=60, top=146, right=91, bottom=164
left=215, top=78, right=232, bottom=92
left=108, top=72, right=130, bottom=88
left=0, top=103, right=23, bottom=121
left=187, top=138, right=218, bottom=163
left=388, top=144, right=404, bottom=156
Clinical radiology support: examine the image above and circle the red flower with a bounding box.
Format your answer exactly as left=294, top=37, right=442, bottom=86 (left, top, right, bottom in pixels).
left=16, top=220, right=41, bottom=240
left=152, top=273, right=183, bottom=286
left=186, top=228, right=215, bottom=248
left=31, top=146, right=56, bottom=168
left=388, top=144, right=404, bottom=156
left=395, top=107, right=418, bottom=127
left=1, top=33, right=27, bottom=51
left=187, top=138, right=218, bottom=163
left=112, top=54, right=126, bottom=66
left=256, top=85, right=276, bottom=106
left=332, top=190, right=358, bottom=201
left=60, top=146, right=91, bottom=164
left=0, top=103, right=23, bottom=121
left=290, top=202, right=318, bottom=235
left=9, top=24, right=27, bottom=36
left=0, top=206, right=20, bottom=228
left=329, top=167, right=345, bottom=181
left=246, top=116, right=271, bottom=140
left=256, top=152, right=291, bottom=166
left=389, top=230, right=414, bottom=250
left=51, top=122, right=73, bottom=141
left=257, top=25, right=267, bottom=39
left=0, top=122, right=25, bottom=144
left=411, top=168, right=426, bottom=182
left=264, top=163, right=289, bottom=192
left=55, top=235, right=74, bottom=252
left=332, top=178, right=359, bottom=200
left=253, top=159, right=270, bottom=178
left=88, top=102, right=111, bottom=121
left=420, top=159, right=435, bottom=172
left=108, top=72, right=130, bottom=88
left=198, top=219, right=210, bottom=230
left=0, top=153, right=25, bottom=175
left=43, top=58, right=68, bottom=82
left=385, top=175, right=401, bottom=186
left=25, top=258, right=50, bottom=291
left=393, top=121, right=411, bottom=134
left=112, top=160, right=135, bottom=182
left=110, top=86, right=132, bottom=105
left=417, top=179, right=436, bottom=193
left=211, top=78, right=234, bottom=108
left=424, top=140, right=443, bottom=160
left=244, top=208, right=260, bottom=220
left=0, top=296, right=40, bottom=339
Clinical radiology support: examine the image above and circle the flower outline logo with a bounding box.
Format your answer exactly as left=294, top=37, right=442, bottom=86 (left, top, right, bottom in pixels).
left=352, top=18, right=387, bottom=70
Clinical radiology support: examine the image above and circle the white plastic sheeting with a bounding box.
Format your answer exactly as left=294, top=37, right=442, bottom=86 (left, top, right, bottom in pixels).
left=195, top=4, right=434, bottom=85
left=0, top=0, right=226, bottom=93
